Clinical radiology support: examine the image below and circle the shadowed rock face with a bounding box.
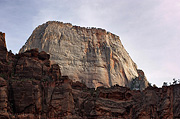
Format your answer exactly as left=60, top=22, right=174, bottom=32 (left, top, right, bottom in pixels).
left=1, top=77, right=180, bottom=119
left=0, top=32, right=61, bottom=82
left=0, top=32, right=8, bottom=63
left=0, top=32, right=180, bottom=119
left=0, top=32, right=9, bottom=75
left=19, top=21, right=148, bottom=89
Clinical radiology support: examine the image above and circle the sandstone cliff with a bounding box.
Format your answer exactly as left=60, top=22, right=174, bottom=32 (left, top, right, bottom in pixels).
left=19, top=21, right=148, bottom=89
left=1, top=77, right=180, bottom=119
left=0, top=33, right=61, bottom=82
left=0, top=32, right=180, bottom=119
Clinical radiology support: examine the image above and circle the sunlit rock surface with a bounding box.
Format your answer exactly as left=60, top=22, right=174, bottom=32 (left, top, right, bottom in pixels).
left=0, top=32, right=180, bottom=119
left=20, top=21, right=148, bottom=89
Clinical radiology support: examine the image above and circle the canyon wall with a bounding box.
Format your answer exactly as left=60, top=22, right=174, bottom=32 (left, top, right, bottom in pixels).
left=0, top=32, right=180, bottom=119
left=19, top=21, right=148, bottom=89
left=1, top=77, right=180, bottom=119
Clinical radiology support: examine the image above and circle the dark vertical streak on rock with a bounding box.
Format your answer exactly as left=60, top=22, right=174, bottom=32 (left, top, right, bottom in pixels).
left=105, top=46, right=112, bottom=86
left=173, top=85, right=180, bottom=118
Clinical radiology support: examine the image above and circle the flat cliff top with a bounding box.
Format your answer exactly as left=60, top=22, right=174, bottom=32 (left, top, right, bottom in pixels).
left=19, top=21, right=148, bottom=90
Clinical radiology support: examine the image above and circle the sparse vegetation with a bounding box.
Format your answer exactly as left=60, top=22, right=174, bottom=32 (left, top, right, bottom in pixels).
left=163, top=82, right=168, bottom=86
left=162, top=78, right=180, bottom=87
left=130, top=78, right=141, bottom=90
left=153, top=84, right=157, bottom=88
left=148, top=83, right=152, bottom=87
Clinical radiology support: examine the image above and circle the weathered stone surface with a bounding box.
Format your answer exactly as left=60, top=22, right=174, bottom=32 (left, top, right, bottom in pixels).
left=38, top=51, right=50, bottom=60
left=15, top=56, right=43, bottom=80
left=0, top=32, right=61, bottom=81
left=50, top=64, right=61, bottom=80
left=0, top=32, right=180, bottom=118
left=10, top=80, right=42, bottom=114
left=0, top=32, right=10, bottom=76
left=0, top=32, right=8, bottom=63
left=0, top=77, right=8, bottom=116
left=2, top=76, right=180, bottom=118
left=19, top=21, right=148, bottom=89
left=173, top=84, right=180, bottom=118
left=14, top=50, right=61, bottom=81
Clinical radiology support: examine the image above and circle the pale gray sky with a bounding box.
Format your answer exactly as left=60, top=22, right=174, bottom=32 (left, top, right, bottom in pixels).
left=0, top=0, right=180, bottom=86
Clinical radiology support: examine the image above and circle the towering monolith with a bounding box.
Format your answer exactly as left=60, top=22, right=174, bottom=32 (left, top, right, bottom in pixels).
left=20, top=21, right=148, bottom=89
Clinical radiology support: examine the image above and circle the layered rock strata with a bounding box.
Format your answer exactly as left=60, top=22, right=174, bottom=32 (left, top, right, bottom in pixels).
left=1, top=76, right=180, bottom=119
left=0, top=32, right=180, bottom=119
left=19, top=21, right=148, bottom=89
left=0, top=32, right=61, bottom=84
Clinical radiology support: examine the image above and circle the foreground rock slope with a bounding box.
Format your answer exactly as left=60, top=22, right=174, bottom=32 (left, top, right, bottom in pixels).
left=20, top=21, right=148, bottom=89
left=1, top=32, right=180, bottom=119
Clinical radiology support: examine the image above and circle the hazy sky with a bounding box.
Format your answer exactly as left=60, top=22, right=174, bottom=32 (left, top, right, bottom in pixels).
left=0, top=0, right=180, bottom=87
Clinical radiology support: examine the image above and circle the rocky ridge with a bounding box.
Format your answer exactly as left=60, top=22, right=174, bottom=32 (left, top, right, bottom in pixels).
left=1, top=32, right=180, bottom=118
left=19, top=21, right=148, bottom=90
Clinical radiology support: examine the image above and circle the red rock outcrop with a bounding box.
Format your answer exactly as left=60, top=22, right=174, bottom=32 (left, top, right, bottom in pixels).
left=1, top=49, right=60, bottom=81
left=14, top=48, right=57, bottom=80
left=0, top=77, right=9, bottom=118
left=1, top=77, right=180, bottom=119
left=0, top=32, right=8, bottom=62
left=0, top=32, right=9, bottom=76
left=0, top=32, right=180, bottom=119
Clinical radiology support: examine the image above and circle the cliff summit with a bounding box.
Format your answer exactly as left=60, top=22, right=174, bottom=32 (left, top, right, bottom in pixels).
left=20, top=21, right=148, bottom=90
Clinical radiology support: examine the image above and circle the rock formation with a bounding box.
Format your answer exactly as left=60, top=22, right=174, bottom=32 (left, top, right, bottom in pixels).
left=0, top=32, right=9, bottom=76
left=0, top=32, right=8, bottom=63
left=2, top=78, right=180, bottom=119
left=0, top=32, right=180, bottom=119
left=19, top=21, right=148, bottom=89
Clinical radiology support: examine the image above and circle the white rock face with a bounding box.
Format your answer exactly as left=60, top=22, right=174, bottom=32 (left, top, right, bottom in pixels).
left=20, top=21, right=148, bottom=89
